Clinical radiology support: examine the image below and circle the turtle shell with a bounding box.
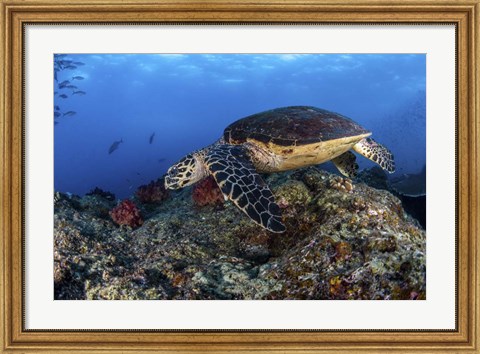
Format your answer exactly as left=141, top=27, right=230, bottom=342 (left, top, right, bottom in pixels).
left=224, top=106, right=370, bottom=147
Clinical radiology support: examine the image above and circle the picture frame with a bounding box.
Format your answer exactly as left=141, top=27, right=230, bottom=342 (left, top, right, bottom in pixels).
left=1, top=0, right=478, bottom=352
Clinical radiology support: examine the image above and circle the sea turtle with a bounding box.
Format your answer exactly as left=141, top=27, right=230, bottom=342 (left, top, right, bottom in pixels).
left=165, top=106, right=395, bottom=233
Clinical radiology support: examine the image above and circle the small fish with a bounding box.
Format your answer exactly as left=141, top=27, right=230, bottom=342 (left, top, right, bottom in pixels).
left=54, top=91, right=58, bottom=95
left=108, top=139, right=123, bottom=154
left=54, top=112, right=61, bottom=118
left=65, top=85, right=78, bottom=89
left=55, top=105, right=60, bottom=111
left=54, top=70, right=58, bottom=82
left=72, top=76, right=84, bottom=80
left=63, top=111, right=76, bottom=117
left=72, top=90, right=86, bottom=95
left=58, top=60, right=73, bottom=67
left=54, top=54, right=68, bottom=58
left=65, top=65, right=77, bottom=70
left=136, top=172, right=141, bottom=176
left=54, top=121, right=59, bottom=125
left=59, top=94, right=68, bottom=99
left=59, top=80, right=70, bottom=86
left=73, top=61, right=85, bottom=66
left=149, top=132, right=155, bottom=144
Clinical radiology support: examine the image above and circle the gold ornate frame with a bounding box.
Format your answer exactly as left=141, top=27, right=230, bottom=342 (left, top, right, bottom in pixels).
left=1, top=0, right=478, bottom=353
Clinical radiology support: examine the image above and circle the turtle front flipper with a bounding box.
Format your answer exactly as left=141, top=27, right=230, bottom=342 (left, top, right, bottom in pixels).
left=204, top=144, right=286, bottom=233
left=353, top=138, right=395, bottom=173
left=332, top=151, right=359, bottom=178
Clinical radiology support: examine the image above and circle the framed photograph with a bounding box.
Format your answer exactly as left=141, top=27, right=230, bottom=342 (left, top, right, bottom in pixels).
left=1, top=0, right=478, bottom=352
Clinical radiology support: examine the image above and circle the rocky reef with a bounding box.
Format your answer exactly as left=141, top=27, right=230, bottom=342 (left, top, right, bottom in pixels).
left=54, top=167, right=426, bottom=300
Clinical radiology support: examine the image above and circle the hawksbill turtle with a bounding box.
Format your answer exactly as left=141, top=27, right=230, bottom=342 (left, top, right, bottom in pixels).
left=165, top=106, right=395, bottom=233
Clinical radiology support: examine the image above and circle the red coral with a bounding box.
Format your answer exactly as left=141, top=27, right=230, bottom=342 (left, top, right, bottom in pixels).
left=192, top=175, right=224, bottom=207
left=135, top=178, right=169, bottom=204
left=109, top=200, right=143, bottom=228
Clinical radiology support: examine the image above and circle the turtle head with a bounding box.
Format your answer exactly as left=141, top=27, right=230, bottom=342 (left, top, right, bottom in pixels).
left=164, top=152, right=207, bottom=190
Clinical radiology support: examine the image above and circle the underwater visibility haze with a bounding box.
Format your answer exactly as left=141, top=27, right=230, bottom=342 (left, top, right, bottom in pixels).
left=54, top=54, right=427, bottom=300
left=54, top=54, right=425, bottom=199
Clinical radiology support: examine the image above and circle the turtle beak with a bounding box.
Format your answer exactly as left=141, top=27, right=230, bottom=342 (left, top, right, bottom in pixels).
left=164, top=175, right=177, bottom=190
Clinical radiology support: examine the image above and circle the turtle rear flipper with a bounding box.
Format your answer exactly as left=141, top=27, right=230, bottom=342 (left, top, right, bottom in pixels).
left=332, top=151, right=359, bottom=178
left=205, top=144, right=286, bottom=233
left=353, top=138, right=395, bottom=173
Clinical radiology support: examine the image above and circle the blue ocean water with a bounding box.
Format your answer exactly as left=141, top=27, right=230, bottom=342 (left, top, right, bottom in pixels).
left=54, top=54, right=426, bottom=199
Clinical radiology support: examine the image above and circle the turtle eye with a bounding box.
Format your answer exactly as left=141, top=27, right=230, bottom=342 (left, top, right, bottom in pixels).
left=170, top=166, right=179, bottom=175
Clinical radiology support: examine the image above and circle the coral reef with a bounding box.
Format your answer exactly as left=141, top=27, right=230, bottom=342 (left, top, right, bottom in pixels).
left=135, top=178, right=169, bottom=204
left=192, top=175, right=224, bottom=207
left=109, top=200, right=143, bottom=228
left=54, top=167, right=426, bottom=300
left=356, top=166, right=389, bottom=191
left=328, top=176, right=354, bottom=193
left=86, top=187, right=116, bottom=201
left=389, top=167, right=426, bottom=229
left=356, top=166, right=426, bottom=229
